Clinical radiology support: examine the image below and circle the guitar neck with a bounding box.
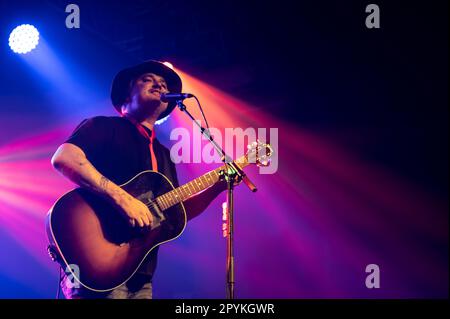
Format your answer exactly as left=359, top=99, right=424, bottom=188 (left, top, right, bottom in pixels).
left=155, top=156, right=249, bottom=211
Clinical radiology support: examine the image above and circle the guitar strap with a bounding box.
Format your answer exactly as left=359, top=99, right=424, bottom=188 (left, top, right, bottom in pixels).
left=123, top=115, right=158, bottom=172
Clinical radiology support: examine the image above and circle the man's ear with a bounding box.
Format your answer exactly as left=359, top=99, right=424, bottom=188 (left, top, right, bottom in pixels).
left=121, top=101, right=129, bottom=114
left=121, top=96, right=131, bottom=112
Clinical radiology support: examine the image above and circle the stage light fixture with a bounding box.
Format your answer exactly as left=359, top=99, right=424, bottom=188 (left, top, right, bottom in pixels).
left=8, top=24, right=39, bottom=54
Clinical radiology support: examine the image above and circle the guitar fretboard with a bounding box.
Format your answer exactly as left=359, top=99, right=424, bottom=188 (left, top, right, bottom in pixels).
left=155, top=156, right=248, bottom=211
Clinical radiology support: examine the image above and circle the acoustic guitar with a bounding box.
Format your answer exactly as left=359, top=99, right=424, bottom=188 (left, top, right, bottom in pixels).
left=46, top=141, right=272, bottom=291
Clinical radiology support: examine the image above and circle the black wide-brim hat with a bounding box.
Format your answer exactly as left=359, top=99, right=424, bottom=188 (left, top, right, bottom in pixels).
left=111, top=60, right=183, bottom=120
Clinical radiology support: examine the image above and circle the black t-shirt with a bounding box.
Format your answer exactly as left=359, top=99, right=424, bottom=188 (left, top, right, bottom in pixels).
left=65, top=115, right=179, bottom=278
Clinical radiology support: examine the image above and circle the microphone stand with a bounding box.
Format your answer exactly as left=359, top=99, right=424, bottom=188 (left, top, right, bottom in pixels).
left=175, top=100, right=257, bottom=299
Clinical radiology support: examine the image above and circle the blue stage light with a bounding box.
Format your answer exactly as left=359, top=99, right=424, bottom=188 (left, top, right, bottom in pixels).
left=8, top=24, right=40, bottom=54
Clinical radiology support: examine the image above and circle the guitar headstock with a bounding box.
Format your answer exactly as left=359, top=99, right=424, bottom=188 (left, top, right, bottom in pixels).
left=245, top=140, right=273, bottom=167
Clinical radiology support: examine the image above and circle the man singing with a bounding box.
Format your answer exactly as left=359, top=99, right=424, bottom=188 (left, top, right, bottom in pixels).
left=50, top=60, right=227, bottom=299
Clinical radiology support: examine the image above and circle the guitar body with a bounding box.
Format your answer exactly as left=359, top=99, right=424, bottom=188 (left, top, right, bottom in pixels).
left=46, top=170, right=186, bottom=292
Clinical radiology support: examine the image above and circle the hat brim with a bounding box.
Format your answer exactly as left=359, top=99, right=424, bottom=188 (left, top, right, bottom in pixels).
left=111, top=60, right=182, bottom=120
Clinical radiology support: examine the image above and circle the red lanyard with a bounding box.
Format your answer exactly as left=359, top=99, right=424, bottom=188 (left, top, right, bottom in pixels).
left=123, top=115, right=158, bottom=172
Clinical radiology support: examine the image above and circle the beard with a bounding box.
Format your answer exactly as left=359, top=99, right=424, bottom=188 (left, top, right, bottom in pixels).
left=132, top=94, right=168, bottom=119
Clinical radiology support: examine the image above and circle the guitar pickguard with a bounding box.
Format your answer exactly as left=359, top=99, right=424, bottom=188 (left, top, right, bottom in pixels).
left=136, top=190, right=166, bottom=230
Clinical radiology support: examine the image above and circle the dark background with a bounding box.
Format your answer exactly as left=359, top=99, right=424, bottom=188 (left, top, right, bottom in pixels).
left=1, top=0, right=447, bottom=198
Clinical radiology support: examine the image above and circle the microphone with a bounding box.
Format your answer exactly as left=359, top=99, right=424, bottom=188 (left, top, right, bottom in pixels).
left=160, top=93, right=193, bottom=103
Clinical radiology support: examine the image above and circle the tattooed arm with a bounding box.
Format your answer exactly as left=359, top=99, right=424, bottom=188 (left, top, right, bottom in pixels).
left=51, top=143, right=152, bottom=227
